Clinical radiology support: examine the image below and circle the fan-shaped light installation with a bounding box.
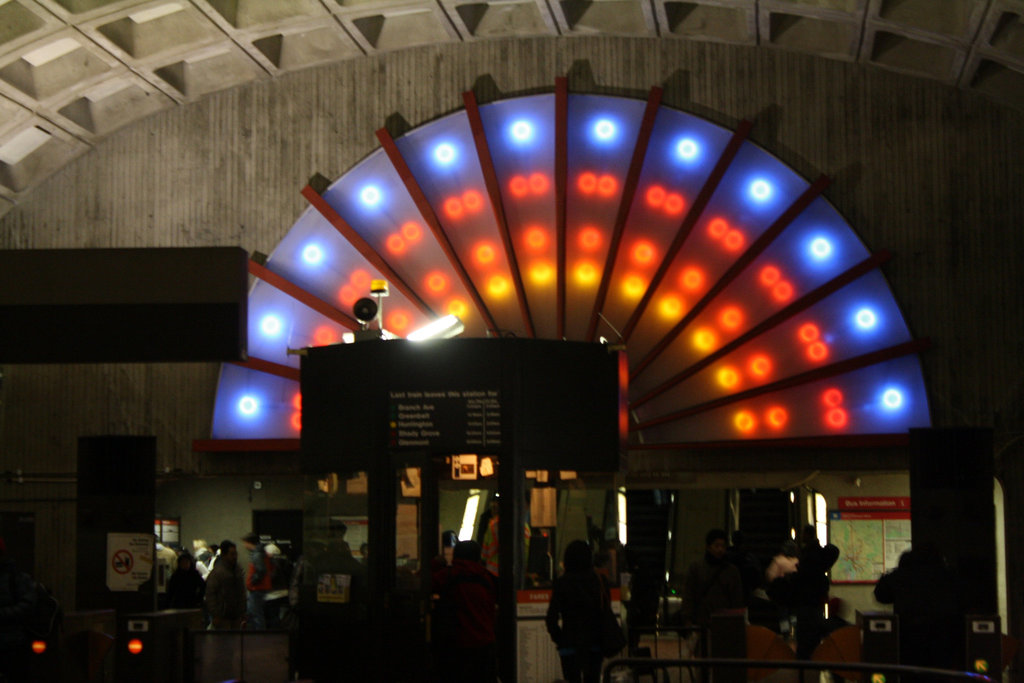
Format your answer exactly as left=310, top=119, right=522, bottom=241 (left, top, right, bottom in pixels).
left=209, top=82, right=930, bottom=448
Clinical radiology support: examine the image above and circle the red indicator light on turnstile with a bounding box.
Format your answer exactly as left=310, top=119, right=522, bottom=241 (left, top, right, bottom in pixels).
left=31, top=640, right=46, bottom=654
left=127, top=638, right=144, bottom=655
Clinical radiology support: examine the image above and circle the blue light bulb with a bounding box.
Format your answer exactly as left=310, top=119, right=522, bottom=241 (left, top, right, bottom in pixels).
left=881, top=388, right=903, bottom=410
left=854, top=308, right=877, bottom=330
left=809, top=237, right=832, bottom=260
left=510, top=120, right=533, bottom=143
left=238, top=396, right=259, bottom=416
left=749, top=179, right=773, bottom=202
left=302, top=244, right=323, bottom=265
left=360, top=185, right=381, bottom=206
left=676, top=138, right=699, bottom=161
left=434, top=143, right=456, bottom=165
left=593, top=119, right=616, bottom=141
left=260, top=314, right=283, bottom=337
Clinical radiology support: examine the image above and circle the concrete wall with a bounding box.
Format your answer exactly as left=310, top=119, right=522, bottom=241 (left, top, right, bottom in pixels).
left=155, top=475, right=305, bottom=553
left=0, top=35, right=1022, bottom=634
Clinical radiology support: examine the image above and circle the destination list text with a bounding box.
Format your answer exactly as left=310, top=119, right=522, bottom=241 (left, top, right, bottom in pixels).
left=389, top=389, right=501, bottom=448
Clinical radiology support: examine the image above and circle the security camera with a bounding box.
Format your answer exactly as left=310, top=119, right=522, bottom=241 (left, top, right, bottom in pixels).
left=353, top=298, right=378, bottom=325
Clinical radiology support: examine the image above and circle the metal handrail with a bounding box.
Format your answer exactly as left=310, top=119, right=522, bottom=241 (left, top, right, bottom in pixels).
left=602, top=657, right=996, bottom=683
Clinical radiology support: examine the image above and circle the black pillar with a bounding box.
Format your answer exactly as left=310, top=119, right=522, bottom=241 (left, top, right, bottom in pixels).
left=76, top=435, right=156, bottom=613
left=909, top=427, right=997, bottom=614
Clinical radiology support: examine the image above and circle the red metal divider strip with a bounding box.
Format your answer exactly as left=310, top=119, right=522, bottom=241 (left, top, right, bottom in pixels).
left=248, top=258, right=360, bottom=330
left=555, top=77, right=568, bottom=340
left=301, top=185, right=436, bottom=319
left=586, top=86, right=663, bottom=342
left=621, top=120, right=754, bottom=342
left=376, top=127, right=498, bottom=335
left=631, top=174, right=831, bottom=380
left=631, top=250, right=892, bottom=408
left=192, top=439, right=300, bottom=452
left=629, top=433, right=911, bottom=450
left=230, top=356, right=301, bottom=382
left=463, top=90, right=535, bottom=338
left=631, top=338, right=930, bottom=431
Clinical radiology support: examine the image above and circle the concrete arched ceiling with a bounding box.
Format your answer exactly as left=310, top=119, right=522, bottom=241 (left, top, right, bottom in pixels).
left=0, top=0, right=1020, bottom=216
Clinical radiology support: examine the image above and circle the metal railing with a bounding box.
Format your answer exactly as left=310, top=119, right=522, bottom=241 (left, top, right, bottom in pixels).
left=602, top=657, right=996, bottom=683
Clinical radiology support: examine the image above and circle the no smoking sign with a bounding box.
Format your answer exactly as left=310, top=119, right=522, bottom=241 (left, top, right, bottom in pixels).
left=106, top=533, right=153, bottom=591
left=112, top=549, right=134, bottom=574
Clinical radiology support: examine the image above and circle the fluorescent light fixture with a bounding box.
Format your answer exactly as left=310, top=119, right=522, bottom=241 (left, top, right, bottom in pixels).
left=617, top=491, right=627, bottom=546
left=459, top=491, right=481, bottom=541
left=407, top=314, right=464, bottom=341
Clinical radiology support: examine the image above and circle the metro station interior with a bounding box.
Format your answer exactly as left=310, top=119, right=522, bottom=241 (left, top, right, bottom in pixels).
left=0, top=1, right=1023, bottom=681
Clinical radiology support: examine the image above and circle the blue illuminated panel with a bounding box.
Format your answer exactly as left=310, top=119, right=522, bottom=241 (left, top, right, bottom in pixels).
left=564, top=94, right=648, bottom=338
left=478, top=95, right=557, bottom=337
left=211, top=364, right=302, bottom=439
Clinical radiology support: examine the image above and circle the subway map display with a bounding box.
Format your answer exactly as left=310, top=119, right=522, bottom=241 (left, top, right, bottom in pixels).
left=829, top=497, right=911, bottom=583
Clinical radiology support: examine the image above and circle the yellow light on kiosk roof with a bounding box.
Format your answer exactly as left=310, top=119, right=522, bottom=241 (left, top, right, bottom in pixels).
left=128, top=638, right=144, bottom=655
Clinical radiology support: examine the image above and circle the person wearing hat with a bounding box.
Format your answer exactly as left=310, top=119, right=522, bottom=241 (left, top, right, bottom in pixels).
left=0, top=536, right=37, bottom=681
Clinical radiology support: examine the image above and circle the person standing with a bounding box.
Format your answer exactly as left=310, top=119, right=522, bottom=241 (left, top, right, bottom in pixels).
left=792, top=525, right=839, bottom=660
left=241, top=532, right=274, bottom=630
left=682, top=529, right=744, bottom=632
left=205, top=540, right=246, bottom=629
left=431, top=540, right=498, bottom=682
left=0, top=536, right=36, bottom=682
left=874, top=545, right=962, bottom=670
left=166, top=552, right=206, bottom=609
left=546, top=540, right=605, bottom=683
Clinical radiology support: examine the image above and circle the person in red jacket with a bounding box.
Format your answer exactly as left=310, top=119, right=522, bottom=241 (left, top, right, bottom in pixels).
left=431, top=540, right=498, bottom=682
left=242, top=532, right=274, bottom=630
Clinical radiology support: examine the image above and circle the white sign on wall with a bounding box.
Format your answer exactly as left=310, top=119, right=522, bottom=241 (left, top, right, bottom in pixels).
left=106, top=533, right=154, bottom=591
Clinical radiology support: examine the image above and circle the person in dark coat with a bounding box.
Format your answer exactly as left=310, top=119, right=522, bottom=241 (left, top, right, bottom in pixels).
left=166, top=552, right=206, bottom=609
left=792, top=525, right=839, bottom=659
left=682, top=529, right=744, bottom=630
left=546, top=540, right=606, bottom=683
left=431, top=540, right=498, bottom=682
left=0, top=536, right=36, bottom=682
left=205, top=540, right=246, bottom=629
left=874, top=545, right=963, bottom=671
